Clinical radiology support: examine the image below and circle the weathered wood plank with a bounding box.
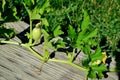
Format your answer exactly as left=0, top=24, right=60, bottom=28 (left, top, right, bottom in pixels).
left=0, top=21, right=119, bottom=80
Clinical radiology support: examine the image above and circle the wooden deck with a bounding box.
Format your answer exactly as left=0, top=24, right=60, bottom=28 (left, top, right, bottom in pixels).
left=0, top=21, right=119, bottom=80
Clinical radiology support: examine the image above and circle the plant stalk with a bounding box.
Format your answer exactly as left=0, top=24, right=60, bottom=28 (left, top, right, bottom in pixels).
left=26, top=46, right=44, bottom=60
left=0, top=40, right=26, bottom=47
left=29, top=18, right=33, bottom=45
left=109, top=68, right=120, bottom=72
left=49, top=58, right=86, bottom=71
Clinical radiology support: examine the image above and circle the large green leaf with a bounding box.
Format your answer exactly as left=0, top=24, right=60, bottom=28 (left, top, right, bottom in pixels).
left=90, top=47, right=104, bottom=62
left=92, top=64, right=107, bottom=72
left=75, top=31, right=85, bottom=48
left=30, top=9, right=41, bottom=20
left=36, top=0, right=50, bottom=14
left=67, top=25, right=77, bottom=39
left=41, top=29, right=49, bottom=41
left=88, top=64, right=107, bottom=79
left=42, top=29, right=55, bottom=50
left=53, top=39, right=66, bottom=49
left=53, top=25, right=64, bottom=37
left=81, top=10, right=90, bottom=31
left=83, top=28, right=98, bottom=41
left=77, top=31, right=85, bottom=41
left=23, top=0, right=33, bottom=8
left=82, top=58, right=90, bottom=67
left=83, top=45, right=91, bottom=55
left=87, top=70, right=96, bottom=79
left=42, top=18, right=49, bottom=26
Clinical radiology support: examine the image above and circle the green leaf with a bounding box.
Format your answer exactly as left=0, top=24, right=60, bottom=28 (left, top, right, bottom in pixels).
left=0, top=26, right=15, bottom=39
left=45, top=41, right=54, bottom=50
left=54, top=39, right=66, bottom=49
left=31, top=0, right=34, bottom=5
left=12, top=7, right=19, bottom=20
left=90, top=47, right=103, bottom=62
left=42, top=18, right=49, bottom=26
left=83, top=28, right=98, bottom=41
left=97, top=71, right=104, bottom=78
left=88, top=39, right=97, bottom=46
left=81, top=10, right=90, bottom=31
left=41, top=29, right=49, bottom=41
left=77, top=31, right=85, bottom=41
left=67, top=25, right=77, bottom=39
left=37, top=0, right=50, bottom=14
left=92, top=64, right=108, bottom=72
left=88, top=64, right=107, bottom=79
left=24, top=0, right=32, bottom=8
left=25, top=32, right=30, bottom=39
left=31, top=10, right=41, bottom=20
left=82, top=58, right=90, bottom=67
left=76, top=31, right=85, bottom=48
left=87, top=69, right=96, bottom=78
left=42, top=29, right=55, bottom=49
left=2, top=0, right=6, bottom=11
left=83, top=45, right=91, bottom=55
left=53, top=25, right=64, bottom=37
left=43, top=49, right=50, bottom=62
left=67, top=52, right=75, bottom=62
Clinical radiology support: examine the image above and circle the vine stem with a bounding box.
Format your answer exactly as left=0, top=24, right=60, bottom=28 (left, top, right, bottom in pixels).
left=23, top=2, right=33, bottom=45
left=0, top=40, right=26, bottom=47
left=49, top=58, right=87, bottom=71
left=29, top=18, right=33, bottom=45
left=109, top=68, right=120, bottom=72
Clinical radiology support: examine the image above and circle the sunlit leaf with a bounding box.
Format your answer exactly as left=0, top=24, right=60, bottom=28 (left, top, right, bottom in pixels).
left=2, top=0, right=6, bottom=11
left=92, top=64, right=107, bottom=72
left=97, top=71, right=104, bottom=78
left=42, top=18, right=49, bottom=26
left=90, top=47, right=104, bottom=62
left=87, top=70, right=96, bottom=79
left=31, top=0, right=34, bottom=5
left=23, top=0, right=32, bottom=8
left=41, top=29, right=49, bottom=41
left=83, top=28, right=98, bottom=41
left=83, top=45, right=91, bottom=55
left=36, top=0, right=50, bottom=14
left=54, top=39, right=66, bottom=49
left=81, top=10, right=90, bottom=31
left=67, top=52, right=74, bottom=62
left=31, top=10, right=41, bottom=20
left=77, top=30, right=86, bottom=40
left=53, top=25, right=64, bottom=37
left=44, top=49, right=50, bottom=61
left=13, top=7, right=19, bottom=20
left=67, top=25, right=77, bottom=39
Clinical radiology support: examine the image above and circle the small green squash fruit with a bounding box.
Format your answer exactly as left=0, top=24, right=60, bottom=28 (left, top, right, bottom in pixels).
left=32, top=27, right=41, bottom=41
left=32, top=22, right=42, bottom=43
